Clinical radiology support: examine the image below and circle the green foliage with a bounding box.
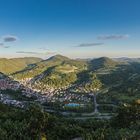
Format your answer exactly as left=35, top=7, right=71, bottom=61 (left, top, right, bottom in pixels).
left=0, top=103, right=48, bottom=140
left=0, top=102, right=139, bottom=140
left=112, top=102, right=140, bottom=128
left=41, top=72, right=77, bottom=88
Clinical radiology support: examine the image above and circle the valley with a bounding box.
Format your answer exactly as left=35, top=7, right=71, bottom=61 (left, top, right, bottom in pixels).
left=0, top=55, right=140, bottom=119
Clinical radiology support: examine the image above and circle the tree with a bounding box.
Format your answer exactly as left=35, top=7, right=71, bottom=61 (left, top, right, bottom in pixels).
left=25, top=104, right=48, bottom=139
left=112, top=102, right=140, bottom=128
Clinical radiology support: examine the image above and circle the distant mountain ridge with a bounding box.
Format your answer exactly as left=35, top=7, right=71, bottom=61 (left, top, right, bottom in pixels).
left=10, top=55, right=123, bottom=79
left=114, top=57, right=140, bottom=63
left=1, top=54, right=140, bottom=89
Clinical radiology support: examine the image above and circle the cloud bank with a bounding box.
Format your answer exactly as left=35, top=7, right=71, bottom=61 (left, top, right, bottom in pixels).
left=97, top=34, right=129, bottom=40
left=3, top=35, right=18, bottom=42
left=16, top=51, right=55, bottom=55
left=75, top=43, right=104, bottom=47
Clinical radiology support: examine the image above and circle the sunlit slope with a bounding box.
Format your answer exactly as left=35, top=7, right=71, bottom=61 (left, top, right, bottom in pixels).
left=13, top=55, right=88, bottom=80
left=0, top=57, right=42, bottom=74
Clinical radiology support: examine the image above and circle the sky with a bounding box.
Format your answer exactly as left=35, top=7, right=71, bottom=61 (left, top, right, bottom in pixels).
left=0, top=0, right=140, bottom=59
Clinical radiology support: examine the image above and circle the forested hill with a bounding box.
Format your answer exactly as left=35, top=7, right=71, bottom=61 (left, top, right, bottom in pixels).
left=12, top=55, right=88, bottom=80
left=1, top=55, right=140, bottom=91
left=0, top=57, right=42, bottom=74
left=90, top=57, right=120, bottom=70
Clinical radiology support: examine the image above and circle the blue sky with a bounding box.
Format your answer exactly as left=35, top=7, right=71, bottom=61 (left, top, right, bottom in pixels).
left=0, top=0, right=140, bottom=58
